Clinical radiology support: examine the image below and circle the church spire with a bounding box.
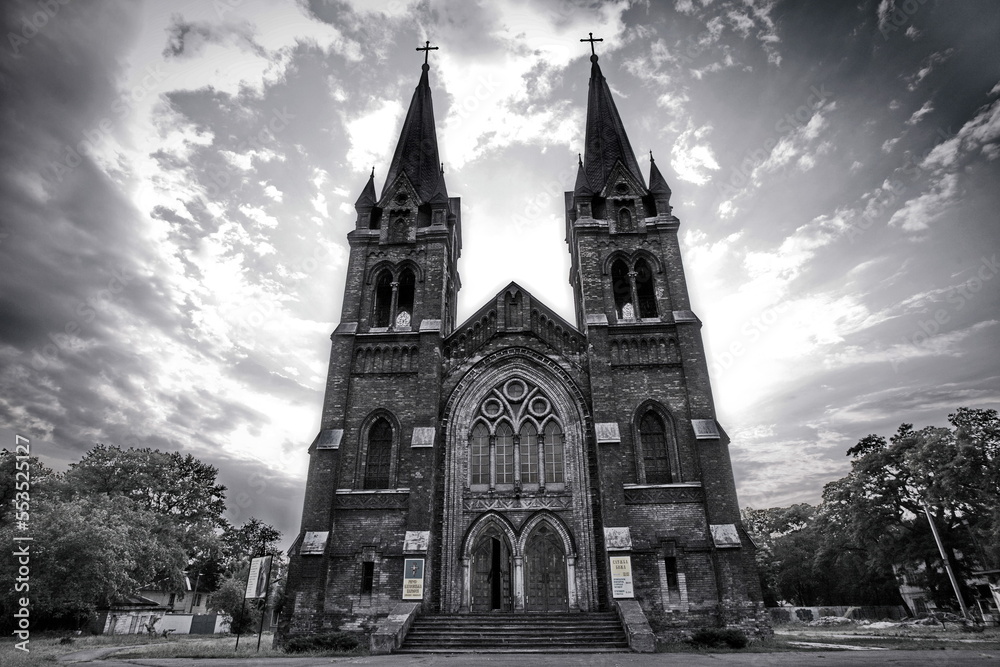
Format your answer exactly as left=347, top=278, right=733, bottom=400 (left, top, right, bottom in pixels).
left=355, top=167, right=377, bottom=209
left=381, top=45, right=446, bottom=204
left=582, top=42, right=647, bottom=193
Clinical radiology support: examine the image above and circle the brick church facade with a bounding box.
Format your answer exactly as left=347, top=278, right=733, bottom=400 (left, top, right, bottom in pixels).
left=279, top=44, right=767, bottom=648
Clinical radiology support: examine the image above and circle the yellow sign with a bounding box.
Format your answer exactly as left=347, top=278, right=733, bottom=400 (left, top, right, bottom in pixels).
left=610, top=555, right=633, bottom=598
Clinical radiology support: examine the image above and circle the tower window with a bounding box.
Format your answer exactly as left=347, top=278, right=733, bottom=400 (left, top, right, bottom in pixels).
left=611, top=259, right=631, bottom=320
left=373, top=271, right=392, bottom=327
left=634, top=259, right=657, bottom=318
left=364, top=418, right=393, bottom=489
left=617, top=207, right=634, bottom=232
left=396, top=269, right=415, bottom=328
left=640, top=411, right=672, bottom=484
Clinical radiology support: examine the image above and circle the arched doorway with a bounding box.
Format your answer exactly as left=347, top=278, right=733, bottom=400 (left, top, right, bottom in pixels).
left=470, top=531, right=512, bottom=611
left=524, top=524, right=568, bottom=611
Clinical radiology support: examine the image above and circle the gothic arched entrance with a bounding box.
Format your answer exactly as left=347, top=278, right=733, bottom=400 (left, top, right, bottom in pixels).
left=524, top=524, right=568, bottom=611
left=470, top=531, right=513, bottom=611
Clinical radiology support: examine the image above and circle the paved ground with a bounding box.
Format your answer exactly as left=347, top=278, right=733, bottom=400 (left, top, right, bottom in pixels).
left=62, top=650, right=1000, bottom=667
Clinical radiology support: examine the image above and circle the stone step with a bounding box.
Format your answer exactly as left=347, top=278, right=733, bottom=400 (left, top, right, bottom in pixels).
left=398, top=612, right=630, bottom=654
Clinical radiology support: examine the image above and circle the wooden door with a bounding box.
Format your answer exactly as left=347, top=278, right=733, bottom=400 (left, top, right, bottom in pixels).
left=524, top=525, right=568, bottom=611
left=471, top=534, right=511, bottom=611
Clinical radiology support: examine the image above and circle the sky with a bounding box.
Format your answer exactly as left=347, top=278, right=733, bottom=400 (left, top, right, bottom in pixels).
left=1, top=0, right=999, bottom=548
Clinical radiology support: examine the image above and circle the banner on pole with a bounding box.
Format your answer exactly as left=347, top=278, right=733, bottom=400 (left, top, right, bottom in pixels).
left=245, top=555, right=273, bottom=600
left=402, top=558, right=425, bottom=600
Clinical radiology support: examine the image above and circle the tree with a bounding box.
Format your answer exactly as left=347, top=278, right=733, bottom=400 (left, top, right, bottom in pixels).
left=0, top=449, right=59, bottom=527
left=211, top=572, right=260, bottom=635
left=63, top=445, right=229, bottom=588
left=0, top=493, right=187, bottom=631
left=220, top=517, right=283, bottom=576
left=822, top=408, right=1000, bottom=610
left=742, top=504, right=901, bottom=606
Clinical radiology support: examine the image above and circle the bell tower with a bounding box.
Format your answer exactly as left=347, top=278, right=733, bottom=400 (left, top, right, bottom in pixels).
left=284, top=44, right=461, bottom=625
left=565, top=43, right=763, bottom=628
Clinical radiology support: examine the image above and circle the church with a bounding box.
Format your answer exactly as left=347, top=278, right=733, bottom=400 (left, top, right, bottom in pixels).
left=278, top=38, right=768, bottom=652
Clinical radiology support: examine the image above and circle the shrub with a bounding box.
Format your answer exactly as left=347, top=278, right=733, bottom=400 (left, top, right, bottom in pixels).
left=284, top=632, right=360, bottom=654
left=690, top=628, right=749, bottom=649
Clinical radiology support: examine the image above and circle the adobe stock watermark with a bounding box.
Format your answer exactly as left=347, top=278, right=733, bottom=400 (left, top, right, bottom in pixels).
left=890, top=254, right=999, bottom=372
left=203, top=106, right=295, bottom=199
left=230, top=240, right=331, bottom=345
left=509, top=162, right=578, bottom=231
left=6, top=0, right=72, bottom=56
left=29, top=266, right=133, bottom=370
left=716, top=84, right=833, bottom=201
left=879, top=0, right=929, bottom=40
left=12, top=435, right=33, bottom=653
left=40, top=64, right=170, bottom=184
left=710, top=301, right=791, bottom=378
left=842, top=126, right=953, bottom=244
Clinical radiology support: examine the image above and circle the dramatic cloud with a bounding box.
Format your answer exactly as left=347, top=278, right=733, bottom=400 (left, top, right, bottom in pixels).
left=2, top=1, right=999, bottom=545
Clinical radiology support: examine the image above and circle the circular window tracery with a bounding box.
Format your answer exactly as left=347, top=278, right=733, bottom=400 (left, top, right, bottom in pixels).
left=503, top=379, right=527, bottom=402
left=482, top=398, right=503, bottom=419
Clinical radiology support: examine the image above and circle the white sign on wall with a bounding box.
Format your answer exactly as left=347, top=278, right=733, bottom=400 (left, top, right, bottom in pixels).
left=610, top=555, right=634, bottom=599
left=402, top=558, right=425, bottom=600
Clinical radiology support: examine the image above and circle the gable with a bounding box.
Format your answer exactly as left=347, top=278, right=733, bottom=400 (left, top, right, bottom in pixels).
left=443, top=283, right=585, bottom=364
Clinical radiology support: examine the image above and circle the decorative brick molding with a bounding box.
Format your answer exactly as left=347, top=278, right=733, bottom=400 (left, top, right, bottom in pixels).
left=623, top=484, right=704, bottom=504
left=334, top=489, right=410, bottom=509
left=462, top=493, right=573, bottom=512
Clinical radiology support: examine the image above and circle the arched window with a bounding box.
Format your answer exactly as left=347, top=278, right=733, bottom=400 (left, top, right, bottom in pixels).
left=395, top=268, right=415, bottom=328
left=640, top=411, right=671, bottom=484
left=611, top=259, right=631, bottom=320
left=495, top=423, right=514, bottom=485
left=634, top=258, right=657, bottom=318
left=364, top=418, right=393, bottom=489
left=470, top=423, right=489, bottom=486
left=543, top=421, right=564, bottom=484
left=617, top=207, right=633, bottom=232
left=373, top=271, right=392, bottom=327
left=519, top=423, right=538, bottom=484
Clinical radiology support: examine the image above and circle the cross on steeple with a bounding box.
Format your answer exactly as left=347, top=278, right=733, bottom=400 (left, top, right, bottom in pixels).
left=581, top=32, right=603, bottom=56
left=416, top=40, right=439, bottom=65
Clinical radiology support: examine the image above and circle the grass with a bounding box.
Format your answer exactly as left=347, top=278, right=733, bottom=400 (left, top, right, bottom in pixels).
left=0, top=632, right=170, bottom=666
left=0, top=631, right=366, bottom=665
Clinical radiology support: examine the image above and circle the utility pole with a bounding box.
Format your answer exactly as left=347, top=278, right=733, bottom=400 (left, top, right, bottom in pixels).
left=923, top=501, right=970, bottom=620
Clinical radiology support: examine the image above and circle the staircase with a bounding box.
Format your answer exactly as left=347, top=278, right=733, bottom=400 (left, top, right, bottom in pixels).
left=396, top=611, right=630, bottom=653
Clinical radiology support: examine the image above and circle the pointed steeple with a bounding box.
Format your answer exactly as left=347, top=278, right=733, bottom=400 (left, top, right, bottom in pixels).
left=355, top=167, right=377, bottom=209
left=583, top=52, right=646, bottom=193
left=382, top=61, right=446, bottom=204
left=573, top=153, right=591, bottom=196
left=648, top=152, right=671, bottom=199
